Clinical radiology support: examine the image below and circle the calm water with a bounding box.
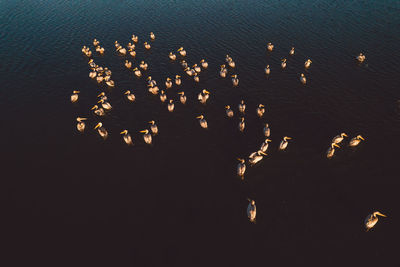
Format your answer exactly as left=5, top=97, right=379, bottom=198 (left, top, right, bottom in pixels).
left=2, top=0, right=400, bottom=266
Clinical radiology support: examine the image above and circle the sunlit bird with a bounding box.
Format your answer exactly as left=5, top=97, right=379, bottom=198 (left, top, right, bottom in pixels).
left=125, top=60, right=132, bottom=69
left=263, top=123, right=271, bottom=137
left=140, top=61, right=148, bottom=71
left=148, top=84, right=159, bottom=95
left=349, top=135, right=365, bottom=147
left=76, top=117, right=87, bottom=133
left=139, top=129, right=152, bottom=144
left=150, top=32, right=155, bottom=40
left=281, top=58, right=287, bottom=69
left=365, top=211, right=386, bottom=231
left=249, top=150, right=267, bottom=165
left=159, top=90, right=167, bottom=102
left=256, top=104, right=265, bottom=117
left=124, top=90, right=136, bottom=102
left=144, top=42, right=151, bottom=50
left=70, top=90, right=80, bottom=103
left=93, top=39, right=99, bottom=46
left=178, top=91, right=187, bottom=104
left=169, top=52, right=176, bottom=60
left=175, top=75, right=181, bottom=85
left=165, top=78, right=173, bottom=89
left=133, top=67, right=142, bottom=77
left=149, top=121, right=158, bottom=134
left=332, top=133, right=348, bottom=144
left=279, top=136, right=292, bottom=151
left=168, top=99, right=175, bottom=112
left=267, top=42, right=274, bottom=52
left=290, top=47, right=295, bottom=55
left=225, top=105, right=234, bottom=117
left=238, top=100, right=246, bottom=114
left=357, top=53, right=366, bottom=63
left=200, top=59, right=208, bottom=69
left=105, top=79, right=115, bottom=87
left=177, top=47, right=186, bottom=56
left=196, top=115, right=208, bottom=129
left=326, top=143, right=340, bottom=159
left=220, top=65, right=227, bottom=78
left=247, top=199, right=256, bottom=223
left=94, top=122, right=108, bottom=140
left=304, top=59, right=312, bottom=69
left=231, top=74, right=239, bottom=86
left=89, top=69, right=97, bottom=79
left=120, top=130, right=133, bottom=145
left=238, top=117, right=245, bottom=132
left=91, top=105, right=105, bottom=116
left=198, top=89, right=210, bottom=104
left=97, top=92, right=108, bottom=101
left=300, top=73, right=306, bottom=84
left=131, top=34, right=138, bottom=43
left=237, top=158, right=246, bottom=179
left=260, top=139, right=272, bottom=153
left=116, top=46, right=126, bottom=55
left=193, top=73, right=200, bottom=83
left=97, top=99, right=112, bottom=110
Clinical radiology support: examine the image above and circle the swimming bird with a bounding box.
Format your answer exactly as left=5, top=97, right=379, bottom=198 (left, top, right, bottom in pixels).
left=198, top=89, right=210, bottom=104
left=169, top=52, right=176, bottom=60
left=267, top=42, right=274, bottom=51
left=120, top=130, right=133, bottom=145
left=290, top=47, right=295, bottom=55
left=304, top=59, right=312, bottom=69
left=238, top=100, right=246, bottom=114
left=140, top=61, right=148, bottom=70
left=89, top=69, right=97, bottom=79
left=196, top=115, right=208, bottom=129
left=220, top=65, right=227, bottom=78
left=94, top=122, right=108, bottom=140
left=332, top=133, right=348, bottom=144
left=180, top=60, right=188, bottom=69
left=114, top=41, right=120, bottom=48
left=175, top=75, right=181, bottom=85
left=177, top=47, right=186, bottom=56
left=70, top=90, right=80, bottom=103
left=96, top=74, right=104, bottom=83
left=91, top=105, right=105, bottom=116
left=231, top=75, right=239, bottom=86
left=106, top=80, right=115, bottom=87
left=116, top=46, right=126, bottom=55
left=178, top=91, right=186, bottom=104
left=131, top=34, right=138, bottom=43
left=256, top=104, right=265, bottom=117
left=279, top=136, right=292, bottom=151
left=225, top=105, right=234, bottom=117
left=96, top=46, right=105, bottom=54
left=148, top=84, right=159, bottom=95
left=238, top=117, right=245, bottom=132
left=149, top=121, right=158, bottom=134
left=349, top=135, right=365, bottom=147
left=193, top=74, right=200, bottom=83
left=139, top=129, right=152, bottom=144
left=300, top=73, right=306, bottom=84
left=247, top=199, right=256, bottom=223
left=249, top=150, right=267, bottom=165
left=127, top=42, right=135, bottom=50
left=129, top=49, right=136, bottom=57
left=93, top=39, right=99, bottom=46
left=193, top=64, right=201, bottom=73
left=133, top=68, right=142, bottom=77
left=200, top=59, right=208, bottom=69
left=168, top=99, right=175, bottom=112
left=326, top=143, right=340, bottom=159
left=124, top=90, right=136, bottom=102
left=365, top=211, right=386, bottom=231
left=225, top=54, right=233, bottom=63
left=97, top=99, right=112, bottom=110
left=125, top=60, right=132, bottom=69
left=185, top=67, right=195, bottom=76
left=76, top=117, right=87, bottom=133
left=165, top=78, right=172, bottom=89
left=144, top=42, right=151, bottom=50
left=265, top=65, right=271, bottom=75
left=263, top=123, right=270, bottom=137
left=357, top=53, right=366, bottom=63
left=159, top=90, right=167, bottom=102
left=150, top=32, right=155, bottom=40
left=260, top=139, right=272, bottom=153
left=237, top=158, right=246, bottom=179
left=97, top=92, right=108, bottom=101
left=281, top=58, right=287, bottom=69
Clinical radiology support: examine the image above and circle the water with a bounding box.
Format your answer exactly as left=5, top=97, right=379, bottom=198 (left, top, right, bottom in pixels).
left=2, top=0, right=400, bottom=266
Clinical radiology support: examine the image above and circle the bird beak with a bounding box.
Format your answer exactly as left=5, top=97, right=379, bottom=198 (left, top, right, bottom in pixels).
left=344, top=133, right=348, bottom=137
left=260, top=151, right=267, bottom=156
left=196, top=116, right=202, bottom=119
left=124, top=91, right=129, bottom=95
left=97, top=100, right=102, bottom=103
left=204, top=90, right=210, bottom=94
left=376, top=212, right=387, bottom=217
left=267, top=139, right=271, bottom=142
left=91, top=106, right=96, bottom=110
left=260, top=104, right=264, bottom=107
left=237, top=158, right=243, bottom=161
left=140, top=130, right=147, bottom=133
left=334, top=144, right=340, bottom=148
left=359, top=136, right=365, bottom=140
left=94, top=123, right=100, bottom=129
left=286, top=137, right=292, bottom=140
left=120, top=130, right=126, bottom=134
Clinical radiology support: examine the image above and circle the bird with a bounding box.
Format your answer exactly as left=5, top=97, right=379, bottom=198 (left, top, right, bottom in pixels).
left=326, top=143, right=340, bottom=159
left=91, top=105, right=105, bottom=116
left=290, top=47, right=295, bottom=55
left=165, top=78, right=173, bottom=89
left=349, top=135, right=365, bottom=147
left=140, top=61, right=148, bottom=70
left=148, top=85, right=159, bottom=95
left=129, top=49, right=136, bottom=57
left=97, top=99, right=112, bottom=110
left=175, top=75, right=181, bottom=85
left=149, top=121, right=158, bottom=134
left=193, top=74, right=200, bottom=83
left=256, top=104, right=265, bottom=117
left=200, top=59, right=208, bottom=69
left=249, top=150, right=267, bottom=165
left=147, top=76, right=157, bottom=86
left=150, top=32, right=155, bottom=40
left=76, top=117, right=87, bottom=133
left=364, top=211, right=387, bottom=231
left=279, top=136, right=292, bottom=151
left=267, top=42, right=274, bottom=51
left=265, top=65, right=271, bottom=75
left=144, top=42, right=151, bottom=50
left=97, top=92, right=107, bottom=101
left=219, top=65, right=227, bottom=78
left=94, top=122, right=108, bottom=140
left=116, top=46, right=127, bottom=55
left=140, top=129, right=152, bottom=144
left=93, top=39, right=100, bottom=46
left=237, top=158, right=246, bottom=179
left=177, top=47, right=186, bottom=56
left=231, top=75, right=239, bottom=86
left=96, top=74, right=104, bottom=83
left=260, top=139, right=272, bottom=153
left=357, top=53, right=366, bottom=63
left=332, top=133, right=348, bottom=144
left=131, top=34, right=138, bottom=43
left=198, top=89, right=210, bottom=104
left=159, top=90, right=167, bottom=102
left=225, top=54, right=233, bottom=63
left=168, top=99, right=175, bottom=112
left=89, top=69, right=97, bottom=79
left=125, top=60, right=132, bottom=69
left=169, top=52, right=176, bottom=60
left=238, top=117, right=245, bottom=132
left=105, top=80, right=115, bottom=87
left=180, top=60, right=188, bottom=69
left=263, top=123, right=270, bottom=137
left=225, top=105, right=234, bottom=117
left=304, top=59, right=312, bottom=69
left=124, top=90, right=136, bottom=102
left=300, top=73, right=307, bottom=84
left=185, top=67, right=195, bottom=76
left=96, top=46, right=105, bottom=54
left=70, top=90, right=80, bottom=103
left=281, top=58, right=287, bottom=69
left=193, top=64, right=201, bottom=73
left=120, top=130, right=133, bottom=145
left=133, top=68, right=142, bottom=77
left=238, top=100, right=246, bottom=114
left=247, top=199, right=256, bottom=223
left=196, top=115, right=208, bottom=129
left=127, top=42, right=135, bottom=50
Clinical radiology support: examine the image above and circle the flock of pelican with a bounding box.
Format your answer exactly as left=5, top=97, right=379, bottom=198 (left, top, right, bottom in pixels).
left=73, top=33, right=385, bottom=230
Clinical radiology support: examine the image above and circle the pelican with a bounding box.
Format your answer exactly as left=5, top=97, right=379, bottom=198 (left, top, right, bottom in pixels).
left=326, top=143, right=340, bottom=159
left=149, top=121, right=158, bottom=134
left=140, top=61, right=148, bottom=70
left=178, top=92, right=186, bottom=104
left=133, top=68, right=142, bottom=77
left=357, top=53, right=366, bottom=63
left=148, top=85, right=159, bottom=95
left=219, top=65, right=227, bottom=78
left=175, top=75, right=181, bottom=85
left=114, top=41, right=120, bottom=48
left=300, top=73, right=306, bottom=84
left=365, top=211, right=386, bottom=231
left=231, top=75, right=239, bottom=86
left=169, top=52, right=176, bottom=60
left=131, top=34, right=138, bottom=43
left=247, top=199, right=256, bottom=223
left=237, top=158, right=246, bottom=179
left=304, top=59, right=312, bottom=69
left=263, top=123, right=270, bottom=137
left=94, top=122, right=108, bottom=140
left=88, top=59, right=96, bottom=68
left=104, top=68, right=111, bottom=76
left=238, top=117, right=245, bottom=132
left=84, top=50, right=92, bottom=57
left=290, top=47, right=295, bottom=55
left=159, top=90, right=167, bottom=102
left=124, top=90, right=136, bottom=102
left=96, top=46, right=105, bottom=54
left=249, top=150, right=267, bottom=165
left=225, top=105, right=234, bottom=117
left=150, top=32, right=155, bottom=40
left=96, top=74, right=104, bottom=83
left=193, top=74, right=200, bottom=83
left=193, top=64, right=201, bottom=73
left=349, top=135, right=365, bottom=147
left=198, top=89, right=210, bottom=104
left=225, top=55, right=233, bottom=63
left=260, top=139, right=272, bottom=153
left=165, top=78, right=172, bottom=88
left=140, top=129, right=152, bottom=144
left=196, top=115, right=208, bottom=129
left=238, top=100, right=246, bottom=114
left=332, top=133, right=348, bottom=144
left=267, top=42, right=274, bottom=52
left=93, top=39, right=100, bottom=46
left=279, top=136, right=292, bottom=151
left=281, top=58, right=287, bottom=69
left=125, top=60, right=132, bottom=69
left=97, top=92, right=107, bottom=101
left=129, top=49, right=136, bottom=57
left=185, top=67, right=195, bottom=76
left=265, top=65, right=271, bottom=75
left=147, top=76, right=156, bottom=86
left=181, top=60, right=188, bottom=69
left=89, top=70, right=97, bottom=79
left=228, top=60, right=235, bottom=68
left=70, top=90, right=79, bottom=103
left=120, top=130, right=133, bottom=145
left=106, top=80, right=115, bottom=87
left=256, top=104, right=265, bottom=117
left=116, top=46, right=126, bottom=55
left=177, top=47, right=186, bottom=56
left=200, top=59, right=208, bottom=69
left=97, top=99, right=112, bottom=110
left=144, top=42, right=151, bottom=50
left=76, top=117, right=87, bottom=132
left=91, top=105, right=105, bottom=116
left=127, top=42, right=135, bottom=50
left=168, top=99, right=175, bottom=112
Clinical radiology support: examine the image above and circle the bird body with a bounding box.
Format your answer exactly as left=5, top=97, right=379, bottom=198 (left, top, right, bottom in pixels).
left=120, top=130, right=133, bottom=145
left=225, top=105, right=234, bottom=117
left=349, top=135, right=365, bottom=147
left=257, top=104, right=265, bottom=117
left=247, top=200, right=256, bottom=223
left=94, top=122, right=108, bottom=140
left=279, top=136, right=292, bottom=151
left=326, top=143, right=340, bottom=159
left=332, top=133, right=348, bottom=144
left=196, top=115, right=208, bottom=129
left=70, top=90, right=79, bottom=103
left=365, top=211, right=386, bottom=231
left=76, top=117, right=87, bottom=133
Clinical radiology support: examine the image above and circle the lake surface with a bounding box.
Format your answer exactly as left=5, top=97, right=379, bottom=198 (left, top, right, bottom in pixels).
left=2, top=0, right=400, bottom=266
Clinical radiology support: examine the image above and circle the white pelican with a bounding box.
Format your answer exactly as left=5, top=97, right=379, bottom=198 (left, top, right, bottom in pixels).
left=238, top=117, right=245, bottom=132
left=365, top=211, right=386, bottom=231
left=168, top=99, right=175, bottom=112
left=185, top=67, right=195, bottom=76
left=193, top=64, right=201, bottom=73
left=169, top=52, right=176, bottom=60
left=198, top=89, right=210, bottom=104
left=256, top=104, right=265, bottom=117
left=249, top=150, right=267, bottom=165
left=89, top=70, right=97, bottom=79
left=96, top=46, right=105, bottom=54
left=260, top=139, right=272, bottom=153
left=178, top=91, right=186, bottom=104
left=181, top=60, right=188, bottom=69
left=114, top=41, right=120, bottom=48
left=196, top=115, right=208, bottom=129
left=91, top=105, right=105, bottom=116
left=106, top=80, right=115, bottom=87
left=104, top=68, right=111, bottom=76
left=125, top=60, right=132, bottom=69
left=193, top=74, right=200, bottom=83
left=140, top=61, right=148, bottom=70
left=263, top=123, right=270, bottom=137
left=225, top=105, right=234, bottom=117
left=93, top=39, right=99, bottom=46
left=97, top=92, right=107, bottom=101
left=281, top=58, right=287, bottom=69
left=144, top=42, right=151, bottom=50
left=200, top=59, right=208, bottom=69
left=150, top=32, right=155, bottom=40
left=237, top=158, right=246, bottom=179
left=147, top=76, right=157, bottom=86
left=290, top=47, right=295, bottom=55
left=120, top=130, right=133, bottom=145
left=267, top=42, right=274, bottom=52
left=220, top=65, right=227, bottom=78
left=94, top=122, right=108, bottom=140
left=149, top=121, right=158, bottom=134
left=279, top=136, right=292, bottom=151
left=159, top=90, right=167, bottom=102
left=97, top=99, right=112, bottom=110
left=349, top=135, right=365, bottom=147
left=228, top=60, right=235, bottom=68
left=300, top=73, right=306, bottom=84
left=127, top=42, right=135, bottom=50
left=332, top=133, right=348, bottom=144
left=140, top=129, right=152, bottom=144
left=129, top=49, right=136, bottom=57
left=175, top=75, right=181, bottom=85
left=133, top=68, right=142, bottom=78
left=265, top=65, right=271, bottom=75
left=124, top=90, right=136, bottom=102
left=76, top=117, right=87, bottom=132
left=131, top=34, right=138, bottom=43
left=177, top=47, right=186, bottom=56
left=231, top=75, right=239, bottom=86
left=357, top=53, right=366, bottom=63
left=96, top=75, right=104, bottom=83
left=70, top=90, right=80, bottom=103
left=247, top=199, right=256, bottom=223
left=304, top=59, right=312, bottom=69
left=165, top=78, right=172, bottom=88
left=88, top=59, right=96, bottom=68
left=238, top=100, right=246, bottom=114
left=148, top=85, right=159, bottom=95
left=326, top=143, right=340, bottom=159
left=225, top=55, right=233, bottom=63
left=116, top=46, right=126, bottom=55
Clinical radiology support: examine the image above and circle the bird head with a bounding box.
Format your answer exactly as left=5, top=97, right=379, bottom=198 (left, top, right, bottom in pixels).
left=94, top=122, right=102, bottom=129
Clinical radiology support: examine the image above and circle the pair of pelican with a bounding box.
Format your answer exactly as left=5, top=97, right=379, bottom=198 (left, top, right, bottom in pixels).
left=177, top=47, right=186, bottom=56
left=127, top=42, right=135, bottom=50
left=198, top=89, right=210, bottom=104
left=305, top=59, right=312, bottom=69
left=148, top=84, right=159, bottom=95
left=131, top=34, right=138, bottom=43
left=333, top=133, right=365, bottom=147
left=124, top=90, right=136, bottom=102
left=279, top=136, right=292, bottom=151
left=231, top=75, right=239, bottom=86
left=81, top=46, right=92, bottom=57
left=93, top=39, right=99, bottom=46
left=95, top=46, right=105, bottom=54
left=70, top=90, right=80, bottom=103
left=357, top=53, right=366, bottom=63
left=196, top=115, right=208, bottom=129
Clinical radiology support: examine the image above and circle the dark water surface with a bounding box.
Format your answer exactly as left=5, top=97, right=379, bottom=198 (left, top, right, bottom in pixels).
left=2, top=0, right=400, bottom=266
